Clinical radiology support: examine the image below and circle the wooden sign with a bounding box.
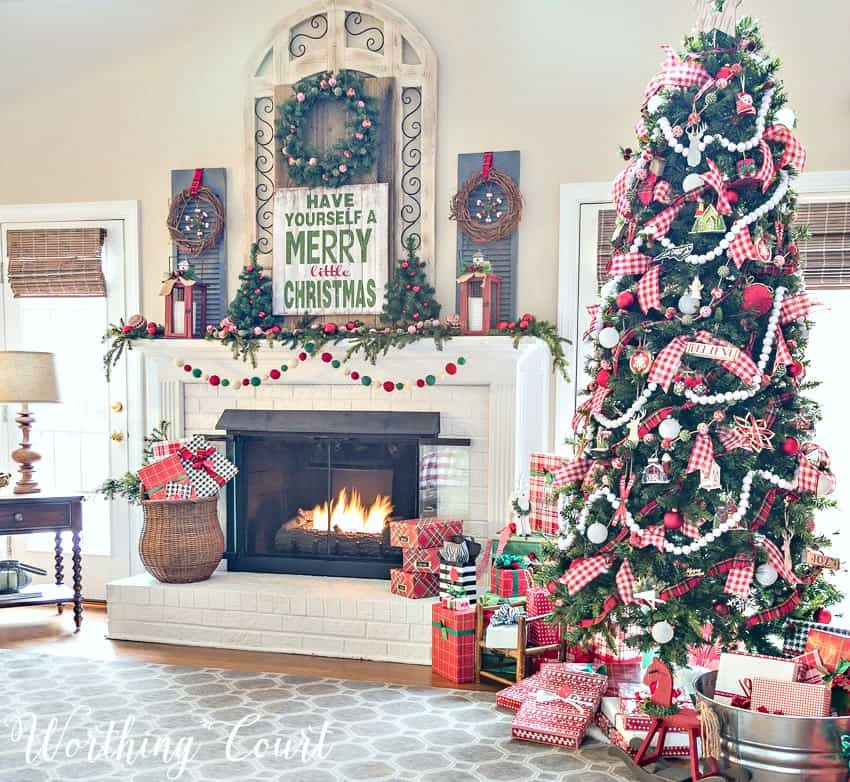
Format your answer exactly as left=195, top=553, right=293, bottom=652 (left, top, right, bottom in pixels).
left=684, top=341, right=741, bottom=362
left=803, top=549, right=841, bottom=570
left=273, top=184, right=389, bottom=315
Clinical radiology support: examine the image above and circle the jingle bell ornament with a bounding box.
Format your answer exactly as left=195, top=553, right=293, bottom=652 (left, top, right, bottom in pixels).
left=741, top=283, right=773, bottom=317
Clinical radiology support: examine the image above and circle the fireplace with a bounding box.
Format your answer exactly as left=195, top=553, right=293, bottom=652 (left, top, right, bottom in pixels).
left=217, top=410, right=470, bottom=579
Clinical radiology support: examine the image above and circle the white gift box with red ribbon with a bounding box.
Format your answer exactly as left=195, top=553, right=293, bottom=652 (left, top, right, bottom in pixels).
left=715, top=651, right=798, bottom=706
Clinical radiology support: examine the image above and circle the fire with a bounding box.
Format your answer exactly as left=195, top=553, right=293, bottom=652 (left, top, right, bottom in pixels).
left=309, top=488, right=393, bottom=534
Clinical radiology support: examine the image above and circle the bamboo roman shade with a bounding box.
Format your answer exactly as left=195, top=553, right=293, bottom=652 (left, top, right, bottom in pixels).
left=596, top=208, right=618, bottom=291
left=794, top=201, right=850, bottom=290
left=6, top=228, right=107, bottom=297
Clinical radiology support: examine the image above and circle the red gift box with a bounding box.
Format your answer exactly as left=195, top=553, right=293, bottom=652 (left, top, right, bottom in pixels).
left=431, top=603, right=475, bottom=684
left=529, top=452, right=568, bottom=535
left=389, top=518, right=463, bottom=548
left=805, top=628, right=850, bottom=674
left=794, top=649, right=828, bottom=684
left=497, top=664, right=607, bottom=712
left=151, top=439, right=185, bottom=460
left=390, top=568, right=439, bottom=599
left=491, top=565, right=532, bottom=598
left=750, top=677, right=831, bottom=717
left=593, top=630, right=643, bottom=696
left=511, top=694, right=595, bottom=749
left=526, top=587, right=561, bottom=647
left=402, top=547, right=441, bottom=572
left=137, top=454, right=188, bottom=497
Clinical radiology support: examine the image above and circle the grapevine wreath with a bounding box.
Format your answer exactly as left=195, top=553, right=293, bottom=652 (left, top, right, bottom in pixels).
left=166, top=169, right=225, bottom=255
left=276, top=70, right=379, bottom=188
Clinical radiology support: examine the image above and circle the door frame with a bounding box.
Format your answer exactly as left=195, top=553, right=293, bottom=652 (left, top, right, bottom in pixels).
left=0, top=200, right=142, bottom=591
left=556, top=171, right=850, bottom=450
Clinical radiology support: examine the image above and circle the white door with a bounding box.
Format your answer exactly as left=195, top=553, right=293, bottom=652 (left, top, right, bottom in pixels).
left=0, top=220, right=132, bottom=599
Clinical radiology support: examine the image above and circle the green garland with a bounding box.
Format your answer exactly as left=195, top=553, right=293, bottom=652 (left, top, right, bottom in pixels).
left=276, top=70, right=379, bottom=188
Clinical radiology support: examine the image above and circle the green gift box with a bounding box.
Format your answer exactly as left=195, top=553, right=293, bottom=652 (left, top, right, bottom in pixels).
left=489, top=533, right=550, bottom=564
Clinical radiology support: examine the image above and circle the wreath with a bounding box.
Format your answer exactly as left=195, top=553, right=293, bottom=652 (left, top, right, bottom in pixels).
left=166, top=171, right=225, bottom=255
left=450, top=153, right=523, bottom=243
left=276, top=70, right=379, bottom=188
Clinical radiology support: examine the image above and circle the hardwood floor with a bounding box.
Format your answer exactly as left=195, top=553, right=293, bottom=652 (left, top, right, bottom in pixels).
left=0, top=602, right=496, bottom=690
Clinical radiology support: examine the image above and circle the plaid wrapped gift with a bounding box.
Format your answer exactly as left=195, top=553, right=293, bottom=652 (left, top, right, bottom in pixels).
left=805, top=627, right=850, bottom=673
left=529, top=453, right=568, bottom=535
left=177, top=435, right=238, bottom=497
left=151, top=439, right=186, bottom=460
left=750, top=677, right=831, bottom=717
left=163, top=480, right=197, bottom=501
left=526, top=587, right=560, bottom=647
left=511, top=691, right=596, bottom=749
left=389, top=518, right=463, bottom=548
left=137, top=454, right=188, bottom=498
left=390, top=568, right=439, bottom=599
left=491, top=566, right=533, bottom=598
left=715, top=652, right=799, bottom=706
left=793, top=649, right=827, bottom=684
left=431, top=603, right=475, bottom=684
left=618, top=683, right=692, bottom=732
left=402, top=547, right=441, bottom=573
left=438, top=562, right=477, bottom=604
left=783, top=619, right=850, bottom=656
left=593, top=630, right=642, bottom=697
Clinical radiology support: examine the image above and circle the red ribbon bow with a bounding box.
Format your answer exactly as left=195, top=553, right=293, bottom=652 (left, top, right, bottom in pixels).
left=481, top=151, right=494, bottom=180
left=179, top=445, right=222, bottom=483
left=730, top=677, right=753, bottom=709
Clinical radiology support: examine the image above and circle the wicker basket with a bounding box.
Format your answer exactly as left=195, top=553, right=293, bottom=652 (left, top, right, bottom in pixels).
left=139, top=496, right=224, bottom=583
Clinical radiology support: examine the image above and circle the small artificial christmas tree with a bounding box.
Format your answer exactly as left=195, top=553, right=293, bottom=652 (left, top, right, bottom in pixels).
left=543, top=6, right=841, bottom=666
left=227, top=244, right=276, bottom=333
left=381, top=237, right=441, bottom=325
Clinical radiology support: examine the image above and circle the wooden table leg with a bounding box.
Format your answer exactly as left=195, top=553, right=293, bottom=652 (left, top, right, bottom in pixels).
left=54, top=530, right=64, bottom=615
left=71, top=526, right=82, bottom=632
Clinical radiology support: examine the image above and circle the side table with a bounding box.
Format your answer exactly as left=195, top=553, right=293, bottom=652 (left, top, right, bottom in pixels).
left=0, top=494, right=83, bottom=631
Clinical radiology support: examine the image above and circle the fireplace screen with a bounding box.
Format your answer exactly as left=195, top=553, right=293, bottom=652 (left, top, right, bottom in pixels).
left=219, top=411, right=470, bottom=579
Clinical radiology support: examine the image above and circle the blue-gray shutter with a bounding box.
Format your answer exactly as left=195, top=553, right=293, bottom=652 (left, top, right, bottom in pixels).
left=454, top=151, right=520, bottom=321
left=170, top=168, right=227, bottom=327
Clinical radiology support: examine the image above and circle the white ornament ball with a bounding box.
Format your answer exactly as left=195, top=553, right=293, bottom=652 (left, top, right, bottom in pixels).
left=818, top=473, right=836, bottom=497
left=600, top=279, right=619, bottom=299
left=651, top=620, right=675, bottom=644
left=598, top=326, right=620, bottom=349
left=658, top=418, right=682, bottom=440
left=678, top=294, right=700, bottom=316
left=755, top=563, right=779, bottom=586
left=586, top=523, right=609, bottom=545
left=682, top=173, right=705, bottom=192
left=647, top=94, right=665, bottom=114
left=774, top=106, right=797, bottom=129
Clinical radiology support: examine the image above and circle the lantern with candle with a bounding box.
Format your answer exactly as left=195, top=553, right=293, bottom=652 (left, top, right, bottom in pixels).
left=457, top=252, right=501, bottom=335
left=161, top=264, right=208, bottom=338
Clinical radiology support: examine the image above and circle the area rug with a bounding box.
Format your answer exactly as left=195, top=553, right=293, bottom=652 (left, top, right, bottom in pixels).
left=0, top=649, right=644, bottom=782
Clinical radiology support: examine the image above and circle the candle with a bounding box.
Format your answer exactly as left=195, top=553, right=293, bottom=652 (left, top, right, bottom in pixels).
left=468, top=297, right=483, bottom=332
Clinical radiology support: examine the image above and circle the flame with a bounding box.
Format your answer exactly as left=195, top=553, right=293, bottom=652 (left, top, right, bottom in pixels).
left=309, top=487, right=393, bottom=534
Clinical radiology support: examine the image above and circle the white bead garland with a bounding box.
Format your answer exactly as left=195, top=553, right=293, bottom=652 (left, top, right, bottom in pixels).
left=657, top=88, right=774, bottom=162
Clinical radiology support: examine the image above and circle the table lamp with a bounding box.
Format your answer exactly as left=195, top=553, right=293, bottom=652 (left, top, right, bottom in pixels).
left=0, top=351, right=60, bottom=494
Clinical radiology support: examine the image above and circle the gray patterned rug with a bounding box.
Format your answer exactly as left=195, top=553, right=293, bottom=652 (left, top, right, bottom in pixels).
left=0, top=649, right=645, bottom=782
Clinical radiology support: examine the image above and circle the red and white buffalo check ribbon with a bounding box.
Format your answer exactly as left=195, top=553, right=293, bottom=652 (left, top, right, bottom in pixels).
left=608, top=252, right=652, bottom=278
left=573, top=385, right=611, bottom=431
left=616, top=559, right=635, bottom=605
left=795, top=443, right=834, bottom=494
left=702, top=158, right=732, bottom=215
left=764, top=124, right=807, bottom=172
left=642, top=45, right=710, bottom=107
left=757, top=139, right=775, bottom=193
left=653, top=179, right=673, bottom=205
left=780, top=292, right=816, bottom=324
left=611, top=475, right=636, bottom=526
left=773, top=324, right=793, bottom=372
left=564, top=554, right=611, bottom=596
left=550, top=458, right=591, bottom=487
left=648, top=331, right=757, bottom=391
left=629, top=524, right=666, bottom=551
left=727, top=225, right=759, bottom=268
left=583, top=304, right=601, bottom=340
left=637, top=264, right=662, bottom=314
left=724, top=556, right=755, bottom=599
left=756, top=535, right=802, bottom=586
left=686, top=432, right=715, bottom=474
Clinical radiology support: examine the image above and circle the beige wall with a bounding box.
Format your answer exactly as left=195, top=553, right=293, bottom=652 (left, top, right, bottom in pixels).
left=1, top=0, right=848, bottom=322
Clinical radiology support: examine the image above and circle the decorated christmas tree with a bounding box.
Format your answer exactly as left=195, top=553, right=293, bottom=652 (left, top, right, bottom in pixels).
left=381, top=237, right=441, bottom=325
left=543, top=6, right=841, bottom=665
left=227, top=243, right=276, bottom=333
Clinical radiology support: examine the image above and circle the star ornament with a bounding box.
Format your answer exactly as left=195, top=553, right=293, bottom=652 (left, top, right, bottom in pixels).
left=732, top=412, right=775, bottom=453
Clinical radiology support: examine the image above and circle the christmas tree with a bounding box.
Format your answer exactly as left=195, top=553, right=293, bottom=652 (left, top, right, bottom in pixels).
left=381, top=237, right=441, bottom=325
left=544, top=6, right=840, bottom=665
left=227, top=243, right=276, bottom=332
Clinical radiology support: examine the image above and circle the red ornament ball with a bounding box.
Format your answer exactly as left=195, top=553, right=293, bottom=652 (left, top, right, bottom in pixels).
left=242, top=378, right=250, bottom=386
left=445, top=362, right=457, bottom=375
left=519, top=320, right=529, bottom=330
left=147, top=322, right=158, bottom=335
left=508, top=522, right=517, bottom=534
left=741, top=283, right=773, bottom=317
left=401, top=261, right=409, bottom=269
left=346, top=321, right=356, bottom=331
left=616, top=291, right=635, bottom=310
left=714, top=602, right=730, bottom=617
left=320, top=352, right=332, bottom=363
left=122, top=325, right=132, bottom=334
left=781, top=436, right=800, bottom=456
left=596, top=369, right=611, bottom=387
left=323, top=323, right=338, bottom=335
left=269, top=369, right=281, bottom=380
left=298, top=351, right=308, bottom=362
left=787, top=360, right=805, bottom=379
left=814, top=607, right=832, bottom=624
left=208, top=374, right=221, bottom=387
left=183, top=364, right=193, bottom=373
left=547, top=580, right=558, bottom=595
left=497, top=321, right=508, bottom=330
left=725, top=189, right=739, bottom=206
left=416, top=378, right=425, bottom=388
left=663, top=510, right=684, bottom=530
left=350, top=371, right=360, bottom=381
left=383, top=380, right=395, bottom=392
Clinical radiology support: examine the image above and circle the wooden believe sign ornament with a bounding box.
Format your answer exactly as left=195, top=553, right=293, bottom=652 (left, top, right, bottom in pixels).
left=684, top=341, right=741, bottom=362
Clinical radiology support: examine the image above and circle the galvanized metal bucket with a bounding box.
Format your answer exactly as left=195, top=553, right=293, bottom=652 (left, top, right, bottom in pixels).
left=696, top=670, right=850, bottom=781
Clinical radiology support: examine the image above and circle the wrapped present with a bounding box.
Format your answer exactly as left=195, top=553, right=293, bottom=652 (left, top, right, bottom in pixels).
left=511, top=688, right=597, bottom=749
left=794, top=649, right=828, bottom=685
left=389, top=518, right=463, bottom=548
left=597, top=697, right=692, bottom=758
left=805, top=627, right=850, bottom=674
left=137, top=454, right=188, bottom=498
left=390, top=568, right=438, bottom=599
left=479, top=591, right=527, bottom=608
left=529, top=452, right=569, bottom=534
left=160, top=480, right=197, bottom=501
left=440, top=595, right=471, bottom=610
left=439, top=535, right=482, bottom=565
left=491, top=563, right=533, bottom=598
left=489, top=531, right=550, bottom=563
left=593, top=630, right=642, bottom=696
left=498, top=663, right=608, bottom=712
left=438, top=562, right=477, bottom=604
left=402, top=547, right=441, bottom=573
left=485, top=603, right=522, bottom=649
left=431, top=603, right=475, bottom=684
left=151, top=439, right=186, bottom=460
left=750, top=677, right=831, bottom=718
left=177, top=435, right=238, bottom=497
left=715, top=651, right=798, bottom=706
left=617, top=683, right=692, bottom=732
left=526, top=587, right=560, bottom=647
left=783, top=618, right=850, bottom=656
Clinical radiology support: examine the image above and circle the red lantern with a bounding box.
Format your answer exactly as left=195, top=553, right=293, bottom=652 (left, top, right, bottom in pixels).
left=163, top=278, right=207, bottom=338
left=457, top=263, right=502, bottom=335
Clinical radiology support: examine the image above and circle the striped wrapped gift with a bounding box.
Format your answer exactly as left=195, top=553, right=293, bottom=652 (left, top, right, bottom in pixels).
left=439, top=563, right=477, bottom=604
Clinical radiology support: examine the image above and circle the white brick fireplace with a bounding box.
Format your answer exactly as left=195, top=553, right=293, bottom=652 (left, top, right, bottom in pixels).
left=107, top=336, right=553, bottom=664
